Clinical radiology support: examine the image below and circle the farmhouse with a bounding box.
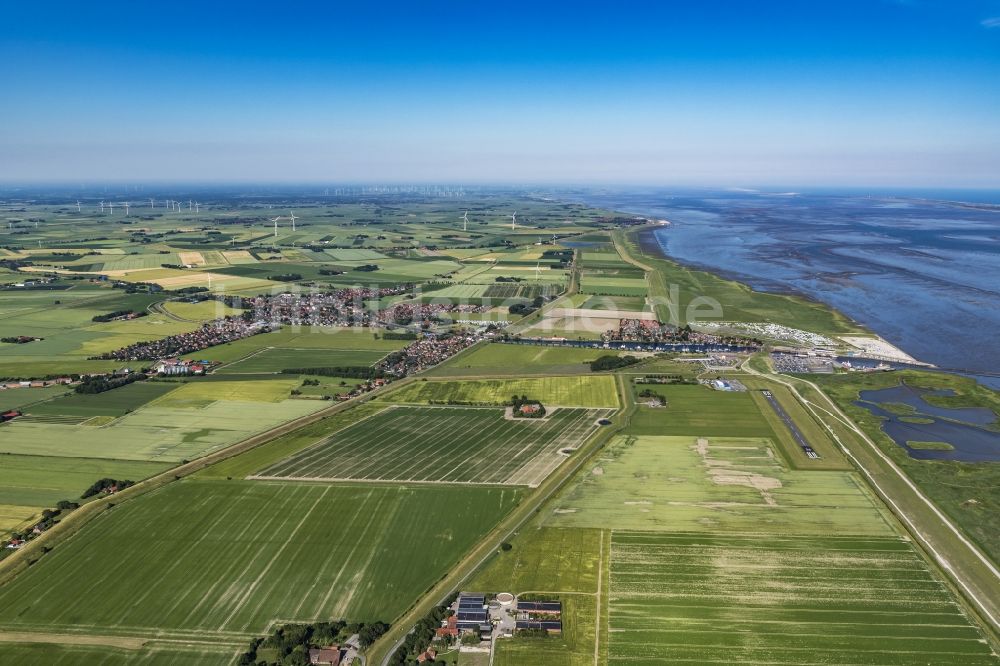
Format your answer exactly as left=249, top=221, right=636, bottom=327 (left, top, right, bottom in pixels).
left=308, top=646, right=341, bottom=665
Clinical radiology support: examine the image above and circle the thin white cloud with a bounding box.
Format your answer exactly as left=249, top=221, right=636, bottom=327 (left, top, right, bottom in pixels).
left=982, top=16, right=1000, bottom=28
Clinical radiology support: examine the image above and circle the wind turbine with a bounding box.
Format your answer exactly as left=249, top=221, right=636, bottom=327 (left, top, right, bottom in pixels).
left=271, top=216, right=282, bottom=237
left=108, top=202, right=114, bottom=215
left=124, top=202, right=130, bottom=216
left=188, top=200, right=193, bottom=211
left=462, top=211, right=469, bottom=232
left=288, top=211, right=298, bottom=232
left=76, top=201, right=81, bottom=212
left=149, top=198, right=154, bottom=209
left=534, top=261, right=542, bottom=281
left=511, top=211, right=517, bottom=231
left=194, top=202, right=200, bottom=213
left=99, top=201, right=105, bottom=213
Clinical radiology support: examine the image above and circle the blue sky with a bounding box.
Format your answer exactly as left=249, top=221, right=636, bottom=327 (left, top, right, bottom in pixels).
left=2, top=1, right=999, bottom=186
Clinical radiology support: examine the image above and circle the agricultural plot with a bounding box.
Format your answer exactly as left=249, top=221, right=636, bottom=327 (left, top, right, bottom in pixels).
left=628, top=384, right=778, bottom=437
left=0, top=642, right=239, bottom=665
left=0, top=480, right=522, bottom=639
left=379, top=375, right=620, bottom=408
left=430, top=343, right=623, bottom=377
left=215, top=347, right=387, bottom=374
left=546, top=436, right=894, bottom=535
left=482, top=283, right=546, bottom=299
left=579, top=294, right=648, bottom=311
left=607, top=531, right=999, bottom=665
left=0, top=394, right=325, bottom=462
left=27, top=382, right=179, bottom=418
left=579, top=275, right=648, bottom=297
left=255, top=405, right=615, bottom=487
left=0, top=454, right=169, bottom=508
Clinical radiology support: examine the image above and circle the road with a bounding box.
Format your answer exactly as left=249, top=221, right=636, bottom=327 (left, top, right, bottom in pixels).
left=742, top=360, right=1000, bottom=638
left=369, top=373, right=632, bottom=665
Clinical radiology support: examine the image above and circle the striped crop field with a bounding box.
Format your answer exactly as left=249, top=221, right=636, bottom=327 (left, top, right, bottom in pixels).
left=608, top=532, right=999, bottom=665
left=0, top=480, right=521, bottom=641
left=255, top=405, right=616, bottom=486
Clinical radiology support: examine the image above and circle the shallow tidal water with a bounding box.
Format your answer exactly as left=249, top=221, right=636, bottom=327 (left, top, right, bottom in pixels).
left=569, top=189, right=1000, bottom=379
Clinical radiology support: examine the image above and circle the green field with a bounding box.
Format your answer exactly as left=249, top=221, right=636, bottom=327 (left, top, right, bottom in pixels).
left=579, top=276, right=648, bottom=297
left=380, top=375, right=620, bottom=408
left=545, top=435, right=894, bottom=535
left=469, top=527, right=606, bottom=666
left=0, top=642, right=239, bottom=665
left=215, top=347, right=388, bottom=374
left=628, top=384, right=777, bottom=437
left=27, top=382, right=179, bottom=417
left=256, top=405, right=614, bottom=487
left=0, top=454, right=168, bottom=508
left=607, top=531, right=998, bottom=665
left=0, top=390, right=325, bottom=462
left=430, top=342, right=626, bottom=376
left=0, top=480, right=522, bottom=639
left=195, top=403, right=388, bottom=480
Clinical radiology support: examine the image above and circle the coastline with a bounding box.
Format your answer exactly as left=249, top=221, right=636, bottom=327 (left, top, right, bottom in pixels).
left=631, top=224, right=1000, bottom=389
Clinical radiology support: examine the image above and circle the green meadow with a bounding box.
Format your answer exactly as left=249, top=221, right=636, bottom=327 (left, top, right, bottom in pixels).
left=0, top=480, right=522, bottom=639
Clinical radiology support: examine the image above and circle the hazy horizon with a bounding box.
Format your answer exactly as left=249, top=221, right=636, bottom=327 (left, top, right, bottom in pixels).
left=3, top=1, right=999, bottom=186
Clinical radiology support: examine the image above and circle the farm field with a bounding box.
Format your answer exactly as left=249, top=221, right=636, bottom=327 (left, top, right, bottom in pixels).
left=0, top=642, right=239, bottom=665
left=0, top=393, right=325, bottom=462
left=607, top=531, right=998, bottom=665
left=0, top=454, right=168, bottom=508
left=469, top=527, right=602, bottom=596
left=429, top=342, right=625, bottom=376
left=627, top=384, right=778, bottom=437
left=0, top=480, right=522, bottom=640
left=469, top=527, right=606, bottom=666
left=255, top=405, right=615, bottom=487
left=379, top=375, right=620, bottom=408
left=579, top=276, right=648, bottom=297
left=195, top=403, right=390, bottom=480
left=0, top=385, right=69, bottom=411
left=545, top=435, right=894, bottom=535
left=27, top=382, right=179, bottom=417
left=215, top=347, right=388, bottom=374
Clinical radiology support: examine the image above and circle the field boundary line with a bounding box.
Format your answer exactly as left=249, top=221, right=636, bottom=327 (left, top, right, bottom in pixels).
left=217, top=485, right=331, bottom=631
left=0, top=373, right=422, bottom=587
left=743, top=361, right=1000, bottom=637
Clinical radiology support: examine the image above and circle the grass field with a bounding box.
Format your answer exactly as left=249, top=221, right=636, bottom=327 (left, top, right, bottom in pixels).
left=0, top=455, right=168, bottom=508
left=546, top=435, right=894, bottom=535
left=255, top=406, right=615, bottom=487
left=429, top=342, right=626, bottom=376
left=469, top=527, right=606, bottom=666
left=0, top=393, right=325, bottom=462
left=579, top=276, right=647, bottom=297
left=27, top=382, right=179, bottom=417
left=607, top=531, right=998, bottom=665
left=195, top=404, right=390, bottom=480
left=0, top=642, right=239, bottom=665
left=379, top=376, right=620, bottom=408
left=628, top=384, right=777, bottom=437
left=0, top=480, right=522, bottom=639
left=215, top=347, right=388, bottom=374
